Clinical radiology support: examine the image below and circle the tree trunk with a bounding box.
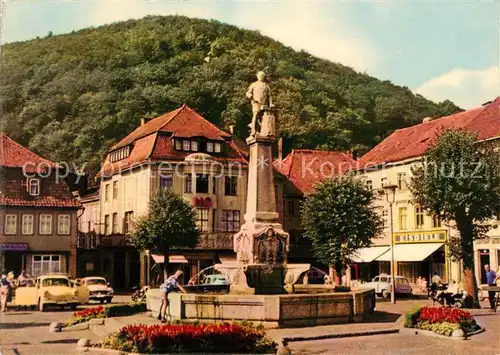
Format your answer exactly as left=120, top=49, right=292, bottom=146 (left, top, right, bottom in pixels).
left=335, top=260, right=342, bottom=284
left=458, top=221, right=480, bottom=308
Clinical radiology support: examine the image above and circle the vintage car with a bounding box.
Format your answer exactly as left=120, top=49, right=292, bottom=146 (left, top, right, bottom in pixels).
left=359, top=274, right=413, bottom=299
left=15, top=274, right=89, bottom=311
left=78, top=277, right=114, bottom=304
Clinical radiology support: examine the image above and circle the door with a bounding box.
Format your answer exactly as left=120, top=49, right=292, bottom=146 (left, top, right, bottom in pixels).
left=15, top=279, right=38, bottom=306
left=479, top=250, right=490, bottom=284
left=4, top=252, right=23, bottom=276
left=76, top=283, right=89, bottom=304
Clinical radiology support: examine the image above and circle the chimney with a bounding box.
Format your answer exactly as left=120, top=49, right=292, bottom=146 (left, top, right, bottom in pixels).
left=422, top=117, right=432, bottom=123
left=229, top=125, right=234, bottom=134
left=140, top=118, right=145, bottom=126
left=278, top=137, right=283, bottom=161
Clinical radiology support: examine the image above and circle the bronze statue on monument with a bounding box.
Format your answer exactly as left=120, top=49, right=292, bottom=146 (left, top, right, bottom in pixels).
left=246, top=71, right=276, bottom=138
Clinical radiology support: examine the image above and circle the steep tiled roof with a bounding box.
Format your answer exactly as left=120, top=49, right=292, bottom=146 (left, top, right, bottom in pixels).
left=111, top=105, right=231, bottom=151
left=358, top=98, right=500, bottom=167
left=0, top=134, right=57, bottom=172
left=100, top=105, right=247, bottom=176
left=274, top=149, right=356, bottom=194
left=0, top=135, right=80, bottom=209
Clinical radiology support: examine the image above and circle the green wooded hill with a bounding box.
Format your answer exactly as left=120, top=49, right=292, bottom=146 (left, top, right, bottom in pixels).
left=1, top=15, right=461, bottom=174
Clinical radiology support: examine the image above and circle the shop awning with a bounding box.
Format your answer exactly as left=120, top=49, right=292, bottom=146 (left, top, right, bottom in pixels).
left=151, top=255, right=188, bottom=264
left=352, top=246, right=390, bottom=263
left=376, top=243, right=443, bottom=262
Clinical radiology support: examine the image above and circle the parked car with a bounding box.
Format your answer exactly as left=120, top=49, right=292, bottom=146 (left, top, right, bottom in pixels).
left=360, top=274, right=412, bottom=298
left=202, top=274, right=230, bottom=285
left=15, top=274, right=89, bottom=311
left=79, top=277, right=114, bottom=304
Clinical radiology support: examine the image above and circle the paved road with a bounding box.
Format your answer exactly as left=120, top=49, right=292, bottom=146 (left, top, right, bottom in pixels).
left=290, top=311, right=500, bottom=355
left=0, top=295, right=132, bottom=355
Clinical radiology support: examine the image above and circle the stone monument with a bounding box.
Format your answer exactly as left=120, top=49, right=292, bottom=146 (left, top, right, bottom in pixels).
left=230, top=71, right=290, bottom=294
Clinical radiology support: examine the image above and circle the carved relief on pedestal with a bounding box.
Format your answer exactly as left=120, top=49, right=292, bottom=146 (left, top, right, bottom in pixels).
left=254, top=227, right=288, bottom=264
left=234, top=231, right=252, bottom=264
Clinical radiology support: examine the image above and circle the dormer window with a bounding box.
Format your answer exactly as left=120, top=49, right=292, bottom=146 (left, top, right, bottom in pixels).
left=191, top=141, right=199, bottom=152
left=183, top=140, right=191, bottom=151
left=28, top=178, right=40, bottom=196
left=175, top=139, right=182, bottom=150
left=214, top=143, right=222, bottom=153
left=206, top=142, right=214, bottom=153
left=110, top=146, right=131, bottom=163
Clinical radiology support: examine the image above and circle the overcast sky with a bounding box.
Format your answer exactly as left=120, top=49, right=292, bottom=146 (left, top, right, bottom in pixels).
left=3, top=1, right=499, bottom=109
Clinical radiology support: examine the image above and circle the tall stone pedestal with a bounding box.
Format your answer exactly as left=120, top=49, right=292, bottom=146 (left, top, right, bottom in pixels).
left=232, top=122, right=290, bottom=294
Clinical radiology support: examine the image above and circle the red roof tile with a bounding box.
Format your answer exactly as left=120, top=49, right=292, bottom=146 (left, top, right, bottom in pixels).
left=100, top=105, right=247, bottom=176
left=358, top=98, right=500, bottom=167
left=0, top=196, right=81, bottom=208
left=274, top=149, right=356, bottom=194
left=0, top=134, right=57, bottom=172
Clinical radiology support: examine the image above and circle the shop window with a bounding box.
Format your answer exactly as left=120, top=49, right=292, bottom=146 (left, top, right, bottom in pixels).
left=39, top=214, right=53, bottom=235
left=221, top=210, right=240, bottom=232
left=57, top=214, right=71, bottom=235
left=4, top=214, right=17, bottom=235
left=415, top=206, right=424, bottom=229
left=124, top=211, right=134, bottom=234
left=196, top=208, right=209, bottom=232
left=32, top=255, right=60, bottom=276
left=196, top=174, right=209, bottom=193
left=112, top=213, right=118, bottom=234
left=224, top=176, right=237, bottom=196
left=399, top=207, right=407, bottom=230
left=397, top=173, right=407, bottom=190
left=160, top=174, right=173, bottom=189
left=184, top=174, right=192, bottom=193
left=22, top=214, right=34, bottom=235
left=27, top=178, right=40, bottom=196
left=113, top=181, right=118, bottom=199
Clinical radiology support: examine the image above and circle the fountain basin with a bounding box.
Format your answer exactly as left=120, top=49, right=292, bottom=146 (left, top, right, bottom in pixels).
left=146, top=288, right=375, bottom=328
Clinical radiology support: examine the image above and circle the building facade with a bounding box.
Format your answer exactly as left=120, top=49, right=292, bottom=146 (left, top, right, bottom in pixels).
left=0, top=134, right=80, bottom=278
left=354, top=98, right=500, bottom=285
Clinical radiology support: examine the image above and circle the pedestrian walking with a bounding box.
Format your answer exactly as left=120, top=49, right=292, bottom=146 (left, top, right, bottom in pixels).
left=158, top=270, right=187, bottom=323
left=1, top=274, right=12, bottom=312
left=17, top=270, right=30, bottom=287
left=484, top=264, right=499, bottom=311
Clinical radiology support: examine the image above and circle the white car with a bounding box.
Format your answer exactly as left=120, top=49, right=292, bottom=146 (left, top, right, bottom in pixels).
left=78, top=277, right=114, bottom=304
left=360, top=274, right=412, bottom=299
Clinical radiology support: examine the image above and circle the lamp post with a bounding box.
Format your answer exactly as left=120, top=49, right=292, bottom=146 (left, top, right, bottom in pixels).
left=379, top=184, right=397, bottom=304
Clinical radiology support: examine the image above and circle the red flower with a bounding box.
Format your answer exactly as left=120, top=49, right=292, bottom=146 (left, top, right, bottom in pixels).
left=417, top=306, right=472, bottom=325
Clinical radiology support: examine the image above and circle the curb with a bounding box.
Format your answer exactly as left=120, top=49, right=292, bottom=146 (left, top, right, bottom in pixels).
left=399, top=326, right=485, bottom=341
left=77, top=347, right=274, bottom=355
left=281, top=328, right=400, bottom=342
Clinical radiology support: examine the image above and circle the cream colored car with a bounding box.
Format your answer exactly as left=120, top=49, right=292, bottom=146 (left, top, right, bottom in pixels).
left=79, top=277, right=114, bottom=304
left=15, top=274, right=89, bottom=311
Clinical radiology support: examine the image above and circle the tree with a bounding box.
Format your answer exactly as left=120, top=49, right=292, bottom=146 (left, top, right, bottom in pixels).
left=410, top=130, right=500, bottom=306
left=301, top=174, right=385, bottom=280
left=131, top=188, right=200, bottom=280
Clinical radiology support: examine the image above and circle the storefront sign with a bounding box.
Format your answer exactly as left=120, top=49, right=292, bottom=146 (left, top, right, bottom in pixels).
left=393, top=230, right=447, bottom=244
left=0, top=243, right=28, bottom=252
left=192, top=196, right=213, bottom=208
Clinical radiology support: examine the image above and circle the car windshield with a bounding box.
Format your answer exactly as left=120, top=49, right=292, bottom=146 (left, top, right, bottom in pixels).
left=42, top=278, right=70, bottom=287
left=86, top=279, right=106, bottom=285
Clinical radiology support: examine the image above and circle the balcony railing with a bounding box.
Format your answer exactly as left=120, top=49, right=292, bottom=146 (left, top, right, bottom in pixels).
left=76, top=232, right=134, bottom=249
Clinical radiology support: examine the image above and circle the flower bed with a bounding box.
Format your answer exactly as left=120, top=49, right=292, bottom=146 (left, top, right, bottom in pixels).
left=404, top=306, right=480, bottom=337
left=100, top=323, right=277, bottom=354
left=66, top=303, right=147, bottom=327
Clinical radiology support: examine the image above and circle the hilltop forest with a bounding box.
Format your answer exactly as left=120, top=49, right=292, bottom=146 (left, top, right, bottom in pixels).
left=1, top=15, right=461, bottom=175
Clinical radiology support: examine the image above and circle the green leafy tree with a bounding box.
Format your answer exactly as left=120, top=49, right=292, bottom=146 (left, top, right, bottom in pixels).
left=410, top=130, right=500, bottom=305
left=131, top=188, right=200, bottom=279
left=301, top=174, right=385, bottom=279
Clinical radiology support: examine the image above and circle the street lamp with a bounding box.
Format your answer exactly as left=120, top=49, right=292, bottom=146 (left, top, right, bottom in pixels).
left=379, top=184, right=397, bottom=304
